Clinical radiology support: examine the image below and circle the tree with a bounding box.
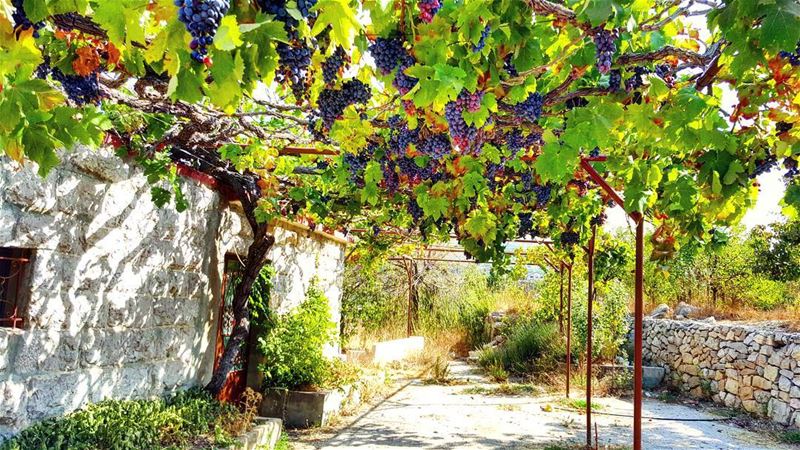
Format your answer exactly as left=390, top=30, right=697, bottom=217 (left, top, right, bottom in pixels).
left=1, top=0, right=798, bottom=396
left=749, top=220, right=800, bottom=282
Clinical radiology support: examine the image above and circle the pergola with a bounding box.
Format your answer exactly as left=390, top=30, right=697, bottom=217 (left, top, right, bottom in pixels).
left=286, top=149, right=648, bottom=450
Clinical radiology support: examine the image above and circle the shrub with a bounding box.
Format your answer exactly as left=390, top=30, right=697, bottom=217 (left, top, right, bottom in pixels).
left=0, top=388, right=249, bottom=450
left=741, top=276, right=788, bottom=310
left=258, top=282, right=336, bottom=390
left=479, top=320, right=563, bottom=375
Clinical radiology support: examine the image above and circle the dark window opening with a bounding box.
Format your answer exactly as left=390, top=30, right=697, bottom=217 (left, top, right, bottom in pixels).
left=0, top=247, right=33, bottom=329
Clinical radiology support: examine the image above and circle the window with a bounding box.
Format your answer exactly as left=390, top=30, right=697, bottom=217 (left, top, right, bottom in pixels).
left=0, top=247, right=33, bottom=329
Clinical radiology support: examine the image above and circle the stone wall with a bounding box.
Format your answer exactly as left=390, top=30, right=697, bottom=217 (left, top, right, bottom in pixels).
left=644, top=318, right=800, bottom=427
left=0, top=149, right=346, bottom=437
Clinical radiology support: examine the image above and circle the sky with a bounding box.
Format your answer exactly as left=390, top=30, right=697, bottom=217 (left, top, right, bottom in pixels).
left=604, top=170, right=787, bottom=234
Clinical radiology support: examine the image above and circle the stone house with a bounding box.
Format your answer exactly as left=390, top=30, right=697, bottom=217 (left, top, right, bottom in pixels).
left=0, top=148, right=347, bottom=437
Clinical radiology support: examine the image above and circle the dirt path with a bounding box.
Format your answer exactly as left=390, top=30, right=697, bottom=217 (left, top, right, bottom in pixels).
left=292, top=360, right=795, bottom=450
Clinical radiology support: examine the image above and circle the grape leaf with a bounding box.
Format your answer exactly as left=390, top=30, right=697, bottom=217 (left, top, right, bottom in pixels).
left=214, top=16, right=243, bottom=51
left=311, top=0, right=359, bottom=47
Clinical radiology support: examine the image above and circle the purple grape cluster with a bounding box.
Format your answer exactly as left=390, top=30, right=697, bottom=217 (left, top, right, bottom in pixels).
left=397, top=157, right=433, bottom=183
left=517, top=213, right=533, bottom=238
left=777, top=121, right=794, bottom=135
left=625, top=66, right=649, bottom=91
left=515, top=92, right=543, bottom=122
left=504, top=55, right=518, bottom=77
left=343, top=150, right=370, bottom=186
left=368, top=36, right=406, bottom=75
left=407, top=199, right=424, bottom=223
left=654, top=64, right=675, bottom=86
left=472, top=25, right=491, bottom=52
left=418, top=0, right=441, bottom=23
left=11, top=0, right=44, bottom=38
left=393, top=54, right=418, bottom=94
left=560, top=230, right=580, bottom=247
left=589, top=147, right=601, bottom=157
left=593, top=29, right=616, bottom=74
left=419, top=133, right=451, bottom=158
left=485, top=162, right=504, bottom=191
left=176, top=0, right=230, bottom=63
left=779, top=42, right=800, bottom=66
left=590, top=212, right=607, bottom=227
left=505, top=130, right=525, bottom=155
left=456, top=90, right=483, bottom=113
left=532, top=184, right=551, bottom=206
left=750, top=156, right=777, bottom=179
left=387, top=116, right=420, bottom=156
left=444, top=100, right=476, bottom=149
left=608, top=70, right=622, bottom=91
left=317, top=79, right=371, bottom=124
left=257, top=0, right=317, bottom=29
left=322, top=46, right=348, bottom=85
left=785, top=158, right=800, bottom=181
left=51, top=67, right=103, bottom=105
left=276, top=42, right=313, bottom=100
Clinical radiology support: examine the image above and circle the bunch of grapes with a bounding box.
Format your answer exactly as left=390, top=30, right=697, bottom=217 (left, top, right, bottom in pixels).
left=532, top=184, right=551, bottom=206
left=11, top=0, right=44, bottom=38
left=49, top=67, right=103, bottom=105
left=276, top=41, right=313, bottom=100
left=589, top=147, right=601, bottom=157
left=654, top=64, right=675, bottom=87
left=625, top=66, right=649, bottom=91
left=785, top=158, right=800, bottom=181
left=397, top=157, right=433, bottom=184
left=608, top=70, right=622, bottom=91
left=257, top=0, right=317, bottom=29
left=368, top=36, right=406, bottom=75
left=419, top=133, right=451, bottom=158
left=444, top=101, right=476, bottom=149
left=777, top=121, right=793, bottom=135
left=472, top=25, right=491, bottom=52
left=387, top=116, right=420, bottom=156
left=407, top=199, right=424, bottom=223
left=393, top=54, right=418, bottom=94
left=593, top=29, right=616, bottom=74
left=316, top=79, right=371, bottom=125
left=779, top=41, right=800, bottom=66
left=343, top=151, right=370, bottom=186
left=382, top=160, right=400, bottom=192
left=590, top=211, right=607, bottom=227
left=176, top=0, right=230, bottom=63
left=485, top=162, right=504, bottom=191
left=560, top=230, right=580, bottom=247
left=517, top=213, right=534, bottom=238
left=504, top=55, right=519, bottom=77
left=418, top=0, right=441, bottom=23
left=514, top=92, right=543, bottom=122
left=456, top=89, right=483, bottom=113
left=750, top=156, right=777, bottom=179
left=505, top=130, right=525, bottom=155
left=322, top=46, right=349, bottom=85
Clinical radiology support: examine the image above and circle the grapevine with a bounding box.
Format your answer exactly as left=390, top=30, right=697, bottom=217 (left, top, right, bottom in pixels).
left=11, top=0, right=44, bottom=38
left=593, top=29, right=616, bottom=74
left=175, top=0, right=230, bottom=64
left=418, top=0, right=441, bottom=23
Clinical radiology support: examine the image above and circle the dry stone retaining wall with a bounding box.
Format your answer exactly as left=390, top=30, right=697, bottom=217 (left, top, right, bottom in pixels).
left=0, top=149, right=346, bottom=437
left=644, top=318, right=800, bottom=427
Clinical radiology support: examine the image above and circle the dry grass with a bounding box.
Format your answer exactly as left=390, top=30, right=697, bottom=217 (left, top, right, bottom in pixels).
left=643, top=299, right=800, bottom=330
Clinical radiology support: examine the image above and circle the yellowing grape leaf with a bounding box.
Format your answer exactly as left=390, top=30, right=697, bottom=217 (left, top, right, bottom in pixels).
left=311, top=0, right=359, bottom=47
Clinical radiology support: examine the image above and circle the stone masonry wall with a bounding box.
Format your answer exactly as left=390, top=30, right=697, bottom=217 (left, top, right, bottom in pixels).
left=0, top=149, right=346, bottom=437
left=644, top=318, right=800, bottom=427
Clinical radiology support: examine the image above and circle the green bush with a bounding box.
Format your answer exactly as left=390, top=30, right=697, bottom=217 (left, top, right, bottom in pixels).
left=0, top=388, right=247, bottom=450
left=741, top=276, right=788, bottom=310
left=258, top=282, right=336, bottom=390
left=479, top=321, right=563, bottom=375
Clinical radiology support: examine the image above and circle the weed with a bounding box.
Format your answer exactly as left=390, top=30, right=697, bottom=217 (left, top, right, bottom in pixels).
left=780, top=430, right=800, bottom=444
left=486, top=360, right=509, bottom=382
left=558, top=397, right=605, bottom=412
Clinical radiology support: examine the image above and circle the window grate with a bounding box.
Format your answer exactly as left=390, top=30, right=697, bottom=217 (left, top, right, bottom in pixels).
left=0, top=248, right=33, bottom=329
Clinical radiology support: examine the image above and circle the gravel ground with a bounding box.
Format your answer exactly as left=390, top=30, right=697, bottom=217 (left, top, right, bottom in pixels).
left=292, top=360, right=796, bottom=450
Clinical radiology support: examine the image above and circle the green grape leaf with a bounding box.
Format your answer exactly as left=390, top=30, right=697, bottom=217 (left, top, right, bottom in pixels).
left=311, top=0, right=359, bottom=47
left=22, top=0, right=47, bottom=22
left=465, top=208, right=497, bottom=242
left=214, top=16, right=243, bottom=51
left=759, top=0, right=800, bottom=50
left=534, top=142, right=580, bottom=183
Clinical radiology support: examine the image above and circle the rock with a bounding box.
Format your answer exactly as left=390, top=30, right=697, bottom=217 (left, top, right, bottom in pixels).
left=649, top=304, right=671, bottom=319
left=765, top=365, right=780, bottom=382
left=675, top=302, right=700, bottom=318
left=769, top=399, right=792, bottom=425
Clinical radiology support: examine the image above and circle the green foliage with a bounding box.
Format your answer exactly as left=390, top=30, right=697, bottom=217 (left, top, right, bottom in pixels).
left=780, top=430, right=800, bottom=444
left=0, top=388, right=248, bottom=450
left=750, top=220, right=800, bottom=282
left=739, top=276, right=789, bottom=310
left=478, top=321, right=563, bottom=375
left=258, top=282, right=336, bottom=390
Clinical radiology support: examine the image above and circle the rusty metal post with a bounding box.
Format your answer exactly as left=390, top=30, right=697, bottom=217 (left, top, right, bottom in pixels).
left=406, top=261, right=414, bottom=337
left=586, top=224, right=597, bottom=449
left=634, top=219, right=644, bottom=450
left=559, top=262, right=565, bottom=334
left=566, top=262, right=573, bottom=398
